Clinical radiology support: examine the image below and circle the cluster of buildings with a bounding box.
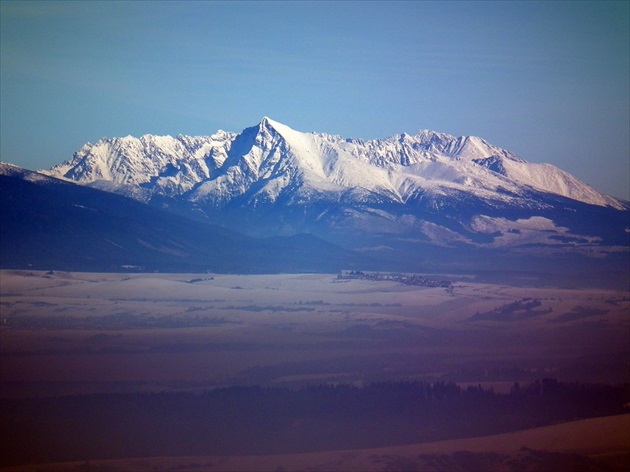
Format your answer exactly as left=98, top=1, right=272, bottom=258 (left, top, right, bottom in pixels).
left=338, top=270, right=452, bottom=288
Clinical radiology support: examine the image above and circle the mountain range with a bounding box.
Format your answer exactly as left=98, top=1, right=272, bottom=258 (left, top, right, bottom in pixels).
left=2, top=117, right=628, bottom=281
left=50, top=117, right=623, bottom=211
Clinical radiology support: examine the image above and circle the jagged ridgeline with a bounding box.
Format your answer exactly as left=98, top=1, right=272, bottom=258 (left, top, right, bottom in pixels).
left=1, top=118, right=628, bottom=275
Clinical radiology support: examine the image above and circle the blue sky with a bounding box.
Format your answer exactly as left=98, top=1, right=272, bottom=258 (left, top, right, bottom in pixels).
left=1, top=1, right=629, bottom=199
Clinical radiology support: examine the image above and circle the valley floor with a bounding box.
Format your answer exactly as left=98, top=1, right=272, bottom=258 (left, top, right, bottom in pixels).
left=1, top=270, right=628, bottom=396
left=0, top=270, right=628, bottom=469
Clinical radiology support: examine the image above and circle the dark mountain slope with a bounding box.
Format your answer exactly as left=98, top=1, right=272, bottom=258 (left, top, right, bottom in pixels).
left=0, top=164, right=357, bottom=273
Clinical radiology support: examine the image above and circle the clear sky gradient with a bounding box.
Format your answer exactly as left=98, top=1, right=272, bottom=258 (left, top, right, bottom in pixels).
left=1, top=1, right=629, bottom=199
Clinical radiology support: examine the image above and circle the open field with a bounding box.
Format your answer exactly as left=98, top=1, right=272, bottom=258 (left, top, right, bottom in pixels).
left=3, top=414, right=629, bottom=471
left=1, top=270, right=629, bottom=397
left=1, top=270, right=629, bottom=470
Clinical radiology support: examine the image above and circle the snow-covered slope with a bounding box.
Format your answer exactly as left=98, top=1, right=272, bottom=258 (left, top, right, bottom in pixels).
left=48, top=131, right=236, bottom=200
left=41, top=118, right=629, bottom=252
left=47, top=117, right=623, bottom=210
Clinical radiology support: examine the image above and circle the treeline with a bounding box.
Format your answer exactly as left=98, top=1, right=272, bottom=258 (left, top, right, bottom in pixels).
left=1, top=380, right=628, bottom=466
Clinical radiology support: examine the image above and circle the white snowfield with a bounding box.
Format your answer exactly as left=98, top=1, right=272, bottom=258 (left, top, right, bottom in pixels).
left=45, top=117, right=624, bottom=210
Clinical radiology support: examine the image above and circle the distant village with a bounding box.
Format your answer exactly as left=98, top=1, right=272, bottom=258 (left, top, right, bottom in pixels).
left=338, top=270, right=453, bottom=288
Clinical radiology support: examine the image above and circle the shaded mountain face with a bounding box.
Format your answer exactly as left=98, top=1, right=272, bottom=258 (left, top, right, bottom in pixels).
left=46, top=118, right=628, bottom=258
left=0, top=163, right=357, bottom=273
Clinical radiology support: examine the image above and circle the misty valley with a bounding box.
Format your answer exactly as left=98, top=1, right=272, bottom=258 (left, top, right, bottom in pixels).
left=1, top=270, right=628, bottom=471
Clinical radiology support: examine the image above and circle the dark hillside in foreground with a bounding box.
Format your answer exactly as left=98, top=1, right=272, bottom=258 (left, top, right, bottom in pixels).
left=0, top=165, right=357, bottom=273
left=1, top=380, right=627, bottom=467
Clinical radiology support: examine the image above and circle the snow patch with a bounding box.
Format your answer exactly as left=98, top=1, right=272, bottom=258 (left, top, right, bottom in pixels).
left=470, top=215, right=602, bottom=248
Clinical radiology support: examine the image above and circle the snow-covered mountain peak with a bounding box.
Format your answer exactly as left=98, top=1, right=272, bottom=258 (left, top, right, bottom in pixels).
left=255, top=117, right=304, bottom=144
left=259, top=116, right=279, bottom=129
left=415, top=129, right=453, bottom=141
left=44, top=118, right=626, bottom=211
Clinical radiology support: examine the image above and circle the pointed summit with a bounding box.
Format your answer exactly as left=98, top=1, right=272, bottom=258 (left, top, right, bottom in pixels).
left=258, top=116, right=282, bottom=132
left=257, top=116, right=296, bottom=138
